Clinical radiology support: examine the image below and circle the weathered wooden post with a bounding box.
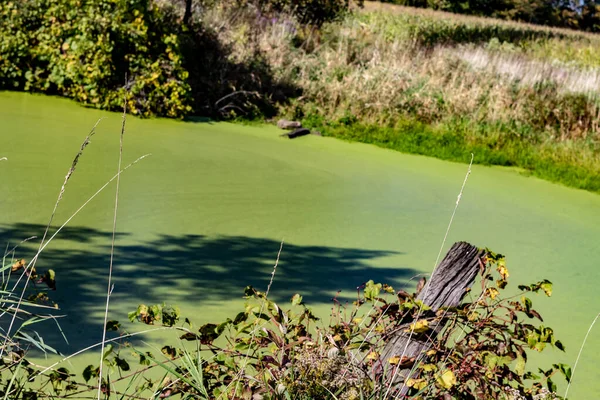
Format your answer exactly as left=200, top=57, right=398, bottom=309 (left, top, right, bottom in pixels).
left=381, top=241, right=485, bottom=392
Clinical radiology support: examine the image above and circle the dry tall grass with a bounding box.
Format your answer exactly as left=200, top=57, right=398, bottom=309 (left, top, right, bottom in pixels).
left=202, top=2, right=600, bottom=144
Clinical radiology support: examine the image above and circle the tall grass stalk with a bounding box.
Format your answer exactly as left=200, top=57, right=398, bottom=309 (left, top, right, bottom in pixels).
left=97, top=101, right=127, bottom=399
left=200, top=1, right=600, bottom=192
left=383, top=154, right=473, bottom=399
left=1, top=119, right=103, bottom=361
left=36, top=326, right=180, bottom=377
left=8, top=153, right=150, bottom=310
left=564, top=312, right=600, bottom=399
left=220, top=239, right=284, bottom=399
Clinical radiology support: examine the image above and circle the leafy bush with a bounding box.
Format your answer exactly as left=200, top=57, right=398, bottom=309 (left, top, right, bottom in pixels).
left=0, top=247, right=570, bottom=399
left=114, top=248, right=567, bottom=399
left=0, top=0, right=193, bottom=118
left=0, top=0, right=351, bottom=119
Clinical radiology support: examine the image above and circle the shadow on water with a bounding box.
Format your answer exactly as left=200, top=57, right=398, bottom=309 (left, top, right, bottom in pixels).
left=0, top=223, right=416, bottom=353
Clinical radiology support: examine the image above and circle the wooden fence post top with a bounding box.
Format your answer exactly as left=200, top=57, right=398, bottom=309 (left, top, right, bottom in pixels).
left=380, top=242, right=486, bottom=391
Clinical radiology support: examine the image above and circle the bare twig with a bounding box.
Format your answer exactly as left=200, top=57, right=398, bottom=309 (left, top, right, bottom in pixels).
left=1, top=119, right=104, bottom=361
left=214, top=90, right=258, bottom=108
left=35, top=326, right=182, bottom=377
left=385, top=154, right=474, bottom=400
left=565, top=312, right=600, bottom=399
left=97, top=102, right=126, bottom=399
left=219, top=239, right=284, bottom=399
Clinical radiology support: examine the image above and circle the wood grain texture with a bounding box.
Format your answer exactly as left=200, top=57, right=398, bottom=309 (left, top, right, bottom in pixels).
left=380, top=241, right=485, bottom=389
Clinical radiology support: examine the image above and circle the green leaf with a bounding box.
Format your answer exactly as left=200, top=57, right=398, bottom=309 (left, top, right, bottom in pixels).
left=127, top=311, right=138, bottom=323
left=515, top=353, right=526, bottom=376
left=115, top=357, right=130, bottom=372
left=364, top=280, right=382, bottom=301
left=139, top=352, right=152, bottom=366
left=540, top=280, right=553, bottom=297
left=82, top=365, right=98, bottom=382
left=547, top=377, right=557, bottom=393
left=162, top=305, right=180, bottom=327
left=105, top=320, right=120, bottom=331
left=484, top=353, right=499, bottom=369
left=161, top=346, right=178, bottom=359
left=436, top=370, right=457, bottom=389
left=524, top=372, right=540, bottom=380
left=534, top=341, right=546, bottom=352
left=291, top=294, right=303, bottom=305
left=102, top=344, right=114, bottom=361
left=553, top=363, right=572, bottom=382
left=232, top=312, right=247, bottom=325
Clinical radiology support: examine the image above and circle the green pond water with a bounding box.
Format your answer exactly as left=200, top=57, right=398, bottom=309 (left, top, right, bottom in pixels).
left=1, top=91, right=599, bottom=398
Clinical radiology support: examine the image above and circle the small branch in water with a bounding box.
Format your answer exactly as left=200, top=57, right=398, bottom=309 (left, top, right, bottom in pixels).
left=214, top=90, right=258, bottom=108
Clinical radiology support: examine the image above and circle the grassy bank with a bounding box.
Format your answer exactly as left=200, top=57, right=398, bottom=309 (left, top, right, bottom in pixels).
left=3, top=0, right=600, bottom=193
left=207, top=1, right=600, bottom=192
left=304, top=115, right=600, bottom=192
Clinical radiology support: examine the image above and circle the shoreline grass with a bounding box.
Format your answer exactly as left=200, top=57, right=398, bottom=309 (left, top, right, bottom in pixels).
left=302, top=115, right=600, bottom=193
left=3, top=0, right=600, bottom=195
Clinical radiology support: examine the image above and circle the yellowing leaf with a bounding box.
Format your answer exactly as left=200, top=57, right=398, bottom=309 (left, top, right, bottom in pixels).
left=497, top=261, right=509, bottom=280
left=487, top=287, right=499, bottom=300
left=426, top=349, right=437, bottom=356
left=421, top=364, right=437, bottom=372
left=406, top=319, right=430, bottom=334
left=11, top=259, right=25, bottom=272
left=515, top=353, right=526, bottom=376
left=388, top=356, right=400, bottom=365
left=353, top=317, right=363, bottom=324
left=366, top=351, right=379, bottom=360
left=406, top=378, right=427, bottom=390
left=540, top=281, right=553, bottom=297
left=436, top=370, right=457, bottom=389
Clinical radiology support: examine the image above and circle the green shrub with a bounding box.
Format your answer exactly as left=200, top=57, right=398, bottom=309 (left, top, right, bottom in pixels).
left=0, top=0, right=193, bottom=118
left=117, top=249, right=568, bottom=399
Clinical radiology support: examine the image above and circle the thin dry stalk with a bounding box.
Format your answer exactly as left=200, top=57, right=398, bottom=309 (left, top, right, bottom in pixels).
left=35, top=326, right=178, bottom=377
left=220, top=239, right=284, bottom=400
left=2, top=153, right=150, bottom=365
left=383, top=154, right=474, bottom=400
left=97, top=104, right=126, bottom=399
left=1, top=119, right=103, bottom=360
left=564, top=312, right=600, bottom=399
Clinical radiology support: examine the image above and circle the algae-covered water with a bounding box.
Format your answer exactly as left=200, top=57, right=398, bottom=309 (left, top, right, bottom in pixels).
left=1, top=92, right=599, bottom=398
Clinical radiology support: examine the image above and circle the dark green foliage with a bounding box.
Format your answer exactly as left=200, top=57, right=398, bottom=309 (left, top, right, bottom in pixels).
left=256, top=0, right=362, bottom=27
left=301, top=115, right=600, bottom=193
left=0, top=0, right=306, bottom=119
left=0, top=0, right=192, bottom=118
left=114, top=249, right=568, bottom=399
left=0, top=248, right=570, bottom=399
